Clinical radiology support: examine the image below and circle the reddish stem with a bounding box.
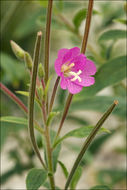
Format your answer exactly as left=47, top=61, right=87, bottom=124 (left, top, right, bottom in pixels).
left=0, top=82, right=28, bottom=114
left=49, top=76, right=60, bottom=113
left=55, top=0, right=94, bottom=139
left=41, top=79, right=45, bottom=90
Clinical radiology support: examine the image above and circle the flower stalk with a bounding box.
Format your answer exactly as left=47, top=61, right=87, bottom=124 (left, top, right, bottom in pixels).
left=65, top=100, right=118, bottom=190
left=49, top=76, right=60, bottom=113
left=56, top=0, right=94, bottom=138
left=28, top=31, right=46, bottom=169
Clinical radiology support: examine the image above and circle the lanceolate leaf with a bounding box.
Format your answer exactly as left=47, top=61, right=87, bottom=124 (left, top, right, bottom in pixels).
left=0, top=116, right=27, bottom=125
left=54, top=126, right=109, bottom=148
left=73, top=8, right=100, bottom=30
left=90, top=185, right=111, bottom=190
left=26, top=168, right=47, bottom=190
left=70, top=166, right=82, bottom=189
left=99, top=30, right=126, bottom=42
left=58, top=160, right=69, bottom=178
left=77, top=56, right=126, bottom=98
left=16, top=91, right=29, bottom=96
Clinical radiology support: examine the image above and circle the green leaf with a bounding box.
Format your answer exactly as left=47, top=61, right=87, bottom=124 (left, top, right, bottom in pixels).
left=54, top=125, right=109, bottom=148
left=73, top=8, right=87, bottom=30
left=73, top=9, right=100, bottom=30
left=77, top=56, right=126, bottom=98
left=0, top=116, right=27, bottom=125
left=58, top=160, right=68, bottom=178
left=16, top=91, right=29, bottom=97
left=113, top=19, right=127, bottom=25
left=72, top=96, right=126, bottom=119
left=97, top=169, right=126, bottom=186
left=99, top=30, right=126, bottom=42
left=26, top=168, right=47, bottom=190
left=44, top=76, right=52, bottom=100
left=90, top=185, right=111, bottom=190
left=46, top=111, right=59, bottom=127
left=70, top=166, right=82, bottom=189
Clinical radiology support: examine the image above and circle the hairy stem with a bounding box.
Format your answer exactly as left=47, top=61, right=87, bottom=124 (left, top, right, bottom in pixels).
left=45, top=126, right=56, bottom=189
left=55, top=0, right=94, bottom=139
left=65, top=100, right=118, bottom=190
left=28, top=31, right=46, bottom=169
left=49, top=76, right=60, bottom=113
left=81, top=0, right=94, bottom=54
left=44, top=0, right=53, bottom=84
left=44, top=0, right=53, bottom=113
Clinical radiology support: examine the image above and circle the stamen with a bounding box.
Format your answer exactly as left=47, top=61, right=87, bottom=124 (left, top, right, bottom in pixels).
left=61, top=63, right=75, bottom=73
left=70, top=70, right=82, bottom=82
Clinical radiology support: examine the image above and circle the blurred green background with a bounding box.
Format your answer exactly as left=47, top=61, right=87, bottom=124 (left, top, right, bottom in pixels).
left=0, top=0, right=126, bottom=189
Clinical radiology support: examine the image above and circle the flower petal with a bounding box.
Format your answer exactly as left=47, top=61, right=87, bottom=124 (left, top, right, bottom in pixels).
left=58, top=48, right=69, bottom=59
left=55, top=58, right=63, bottom=76
left=84, top=59, right=96, bottom=76
left=60, top=77, right=67, bottom=90
left=67, top=80, right=83, bottom=94
left=62, top=47, right=80, bottom=63
left=71, top=54, right=87, bottom=72
left=74, top=75, right=95, bottom=87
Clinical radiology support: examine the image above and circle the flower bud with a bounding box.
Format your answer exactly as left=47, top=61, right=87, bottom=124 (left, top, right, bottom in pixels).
left=37, top=86, right=43, bottom=100
left=10, top=40, right=25, bottom=60
left=38, top=63, right=44, bottom=79
left=24, top=52, right=33, bottom=71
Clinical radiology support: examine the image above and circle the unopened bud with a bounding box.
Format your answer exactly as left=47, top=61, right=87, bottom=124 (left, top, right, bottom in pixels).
left=10, top=40, right=25, bottom=60
left=38, top=63, right=44, bottom=79
left=24, top=52, right=33, bottom=71
left=37, top=86, right=43, bottom=100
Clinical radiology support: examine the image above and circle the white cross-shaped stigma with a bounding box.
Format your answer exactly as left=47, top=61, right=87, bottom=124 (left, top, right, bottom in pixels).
left=70, top=70, right=82, bottom=82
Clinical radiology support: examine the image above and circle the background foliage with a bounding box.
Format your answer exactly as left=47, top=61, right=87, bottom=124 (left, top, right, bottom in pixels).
left=0, top=0, right=126, bottom=189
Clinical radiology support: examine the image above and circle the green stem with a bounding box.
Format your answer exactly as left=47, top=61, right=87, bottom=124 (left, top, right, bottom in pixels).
left=28, top=31, right=46, bottom=169
left=44, top=0, right=53, bottom=113
left=45, top=126, right=56, bottom=189
left=49, top=76, right=60, bottom=113
left=65, top=100, right=118, bottom=190
left=55, top=0, right=94, bottom=140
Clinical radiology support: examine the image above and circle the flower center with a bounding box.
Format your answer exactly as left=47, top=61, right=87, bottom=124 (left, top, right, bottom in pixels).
left=61, top=63, right=82, bottom=82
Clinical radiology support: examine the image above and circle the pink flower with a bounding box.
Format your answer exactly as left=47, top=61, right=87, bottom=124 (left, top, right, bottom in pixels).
left=55, top=47, right=96, bottom=94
